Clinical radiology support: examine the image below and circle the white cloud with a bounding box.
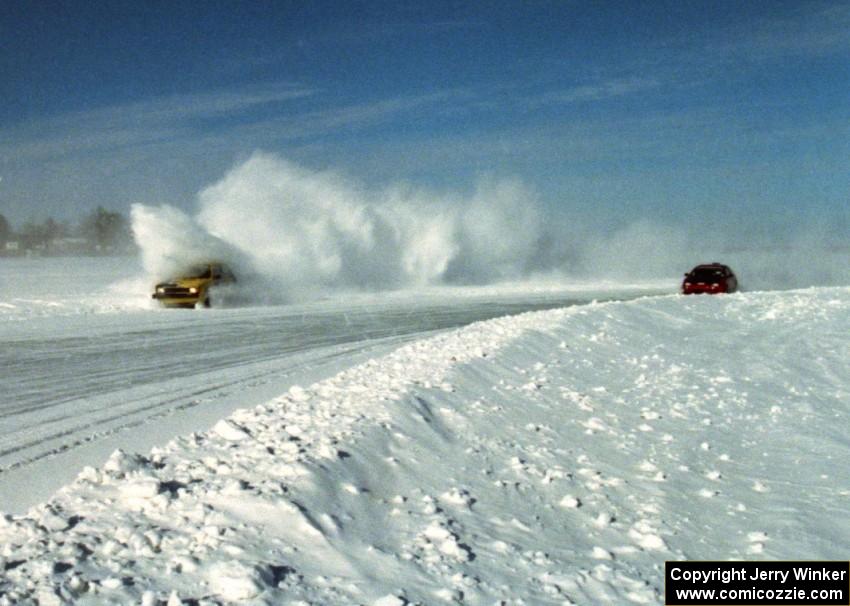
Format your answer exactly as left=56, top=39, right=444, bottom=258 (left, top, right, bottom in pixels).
left=728, top=2, right=850, bottom=60
left=0, top=84, right=314, bottom=162
left=0, top=86, right=459, bottom=165
left=529, top=77, right=661, bottom=108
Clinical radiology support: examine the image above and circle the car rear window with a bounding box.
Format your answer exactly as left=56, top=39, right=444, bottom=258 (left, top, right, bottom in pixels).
left=688, top=268, right=725, bottom=282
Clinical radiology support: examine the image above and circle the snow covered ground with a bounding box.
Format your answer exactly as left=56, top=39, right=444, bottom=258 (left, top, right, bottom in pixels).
left=0, top=258, right=667, bottom=514
left=1, top=259, right=848, bottom=604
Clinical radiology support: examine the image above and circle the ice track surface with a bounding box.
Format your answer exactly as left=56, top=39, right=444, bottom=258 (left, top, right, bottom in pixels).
left=0, top=257, right=669, bottom=512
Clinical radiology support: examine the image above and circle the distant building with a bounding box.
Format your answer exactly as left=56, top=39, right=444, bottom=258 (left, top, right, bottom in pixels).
left=51, top=237, right=89, bottom=255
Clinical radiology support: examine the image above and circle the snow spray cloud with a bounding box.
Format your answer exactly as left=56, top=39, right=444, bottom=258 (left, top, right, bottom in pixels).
left=133, top=152, right=547, bottom=302
left=574, top=219, right=850, bottom=291
left=132, top=152, right=849, bottom=302
left=131, top=204, right=251, bottom=281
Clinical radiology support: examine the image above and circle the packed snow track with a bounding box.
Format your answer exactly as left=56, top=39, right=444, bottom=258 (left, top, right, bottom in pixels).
left=0, top=258, right=668, bottom=512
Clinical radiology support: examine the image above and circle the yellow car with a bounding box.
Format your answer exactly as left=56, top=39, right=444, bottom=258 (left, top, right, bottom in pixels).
left=152, top=262, right=236, bottom=308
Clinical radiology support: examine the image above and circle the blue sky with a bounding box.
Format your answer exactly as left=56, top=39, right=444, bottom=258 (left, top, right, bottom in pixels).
left=1, top=0, right=848, bottom=240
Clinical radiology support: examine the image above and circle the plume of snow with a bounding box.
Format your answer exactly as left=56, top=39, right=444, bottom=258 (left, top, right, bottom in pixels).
left=131, top=152, right=850, bottom=302
left=134, top=153, right=547, bottom=302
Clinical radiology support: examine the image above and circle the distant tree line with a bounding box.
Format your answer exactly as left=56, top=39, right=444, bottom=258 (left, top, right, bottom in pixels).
left=0, top=207, right=135, bottom=257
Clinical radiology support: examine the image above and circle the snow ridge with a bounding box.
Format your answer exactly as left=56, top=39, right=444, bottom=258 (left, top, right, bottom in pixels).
left=0, top=305, right=568, bottom=604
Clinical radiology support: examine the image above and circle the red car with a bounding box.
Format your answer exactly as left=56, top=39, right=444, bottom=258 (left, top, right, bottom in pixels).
left=682, top=263, right=738, bottom=295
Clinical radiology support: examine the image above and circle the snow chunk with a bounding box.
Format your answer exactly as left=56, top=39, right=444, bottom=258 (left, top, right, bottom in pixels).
left=591, top=546, right=614, bottom=560
left=440, top=487, right=475, bottom=508
left=34, top=505, right=70, bottom=532
left=104, top=449, right=149, bottom=477
left=207, top=561, right=267, bottom=601
left=422, top=522, right=473, bottom=561
left=288, top=384, right=310, bottom=401
left=212, top=419, right=251, bottom=442
left=559, top=495, right=581, bottom=509
left=629, top=523, right=667, bottom=551
left=120, top=476, right=161, bottom=500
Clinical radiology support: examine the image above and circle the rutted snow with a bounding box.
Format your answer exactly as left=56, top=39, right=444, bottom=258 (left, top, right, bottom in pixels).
left=1, top=287, right=849, bottom=604
left=0, top=257, right=669, bottom=512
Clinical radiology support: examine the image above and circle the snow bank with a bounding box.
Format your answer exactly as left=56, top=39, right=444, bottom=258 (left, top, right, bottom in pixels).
left=1, top=288, right=849, bottom=604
